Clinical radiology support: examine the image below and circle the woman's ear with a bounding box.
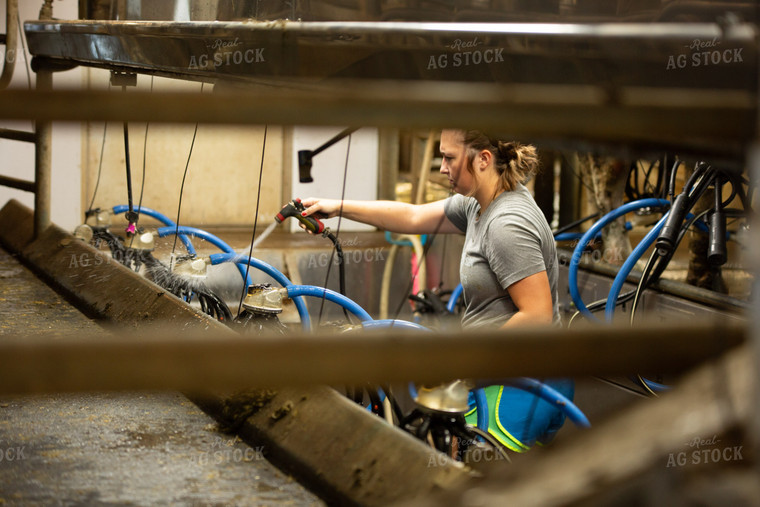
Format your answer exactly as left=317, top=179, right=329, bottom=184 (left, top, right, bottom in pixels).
left=478, top=149, right=493, bottom=170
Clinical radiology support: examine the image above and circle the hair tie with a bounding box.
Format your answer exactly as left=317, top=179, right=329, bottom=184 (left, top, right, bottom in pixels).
left=499, top=141, right=518, bottom=163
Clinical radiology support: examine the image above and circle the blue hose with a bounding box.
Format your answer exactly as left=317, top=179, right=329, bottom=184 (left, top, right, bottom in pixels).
left=384, top=231, right=428, bottom=247
left=473, top=388, right=489, bottom=432
left=446, top=284, right=464, bottom=314
left=554, top=222, right=633, bottom=243
left=506, top=377, right=591, bottom=428
left=285, top=285, right=373, bottom=323
left=209, top=252, right=311, bottom=332
left=362, top=319, right=431, bottom=331
left=157, top=226, right=250, bottom=285
left=112, top=205, right=196, bottom=255
left=568, top=198, right=670, bottom=321
left=604, top=212, right=669, bottom=322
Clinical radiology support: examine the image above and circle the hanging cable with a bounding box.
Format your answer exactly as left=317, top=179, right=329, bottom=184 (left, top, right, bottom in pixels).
left=171, top=82, right=203, bottom=258
left=317, top=133, right=353, bottom=326
left=237, top=125, right=268, bottom=318
left=135, top=76, right=153, bottom=225
left=126, top=76, right=154, bottom=249
left=87, top=122, right=108, bottom=215
left=390, top=210, right=448, bottom=325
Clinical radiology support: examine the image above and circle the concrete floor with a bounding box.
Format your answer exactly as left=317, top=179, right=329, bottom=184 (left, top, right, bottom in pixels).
left=0, top=247, right=323, bottom=506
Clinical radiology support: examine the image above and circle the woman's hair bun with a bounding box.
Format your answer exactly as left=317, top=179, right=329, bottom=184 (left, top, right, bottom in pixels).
left=497, top=141, right=518, bottom=163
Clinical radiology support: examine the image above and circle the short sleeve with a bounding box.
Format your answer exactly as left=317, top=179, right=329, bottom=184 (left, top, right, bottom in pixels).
left=484, top=214, right=547, bottom=290
left=443, top=194, right=469, bottom=233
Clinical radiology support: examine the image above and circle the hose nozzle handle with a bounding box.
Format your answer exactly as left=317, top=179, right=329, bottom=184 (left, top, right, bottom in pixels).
left=275, top=198, right=325, bottom=234
left=655, top=193, right=688, bottom=257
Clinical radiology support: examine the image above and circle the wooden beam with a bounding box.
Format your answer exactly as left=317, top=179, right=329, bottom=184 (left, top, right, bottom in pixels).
left=0, top=319, right=745, bottom=395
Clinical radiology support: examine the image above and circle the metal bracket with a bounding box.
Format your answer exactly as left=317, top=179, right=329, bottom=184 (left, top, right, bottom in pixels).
left=110, top=71, right=138, bottom=87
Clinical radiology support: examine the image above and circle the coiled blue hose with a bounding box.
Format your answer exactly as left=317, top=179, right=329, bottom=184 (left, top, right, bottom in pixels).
left=209, top=252, right=311, bottom=332
left=112, top=205, right=196, bottom=254
left=568, top=198, right=670, bottom=321
left=156, top=226, right=250, bottom=285
left=285, top=285, right=373, bottom=323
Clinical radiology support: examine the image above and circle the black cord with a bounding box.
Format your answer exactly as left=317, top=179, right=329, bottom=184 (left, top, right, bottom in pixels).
left=126, top=77, right=154, bottom=249
left=552, top=212, right=600, bottom=236
left=237, top=125, right=268, bottom=318
left=390, top=213, right=448, bottom=325
left=87, top=121, right=108, bottom=215
left=317, top=133, right=353, bottom=327
left=171, top=83, right=203, bottom=257
left=135, top=76, right=153, bottom=223
left=593, top=376, right=649, bottom=398
left=121, top=84, right=138, bottom=235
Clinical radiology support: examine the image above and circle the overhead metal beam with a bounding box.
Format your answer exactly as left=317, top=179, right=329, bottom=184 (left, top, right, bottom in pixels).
left=22, top=20, right=758, bottom=90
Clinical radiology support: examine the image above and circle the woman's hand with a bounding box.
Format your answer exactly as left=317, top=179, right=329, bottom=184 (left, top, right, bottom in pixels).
left=300, top=198, right=341, bottom=219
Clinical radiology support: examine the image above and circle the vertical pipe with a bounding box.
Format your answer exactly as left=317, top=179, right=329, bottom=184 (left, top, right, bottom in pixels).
left=0, top=0, right=18, bottom=90
left=34, top=67, right=52, bottom=239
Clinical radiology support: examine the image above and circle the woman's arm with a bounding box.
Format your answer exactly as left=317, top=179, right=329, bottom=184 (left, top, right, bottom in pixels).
left=300, top=198, right=462, bottom=235
left=500, top=271, right=554, bottom=328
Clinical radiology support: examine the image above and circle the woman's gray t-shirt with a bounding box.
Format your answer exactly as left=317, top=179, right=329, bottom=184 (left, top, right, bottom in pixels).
left=444, top=184, right=560, bottom=329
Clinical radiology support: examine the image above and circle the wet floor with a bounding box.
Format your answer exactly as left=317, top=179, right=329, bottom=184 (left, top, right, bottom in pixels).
left=0, top=247, right=323, bottom=506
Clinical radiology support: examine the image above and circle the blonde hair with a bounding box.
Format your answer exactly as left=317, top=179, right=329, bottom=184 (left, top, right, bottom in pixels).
left=459, top=130, right=540, bottom=193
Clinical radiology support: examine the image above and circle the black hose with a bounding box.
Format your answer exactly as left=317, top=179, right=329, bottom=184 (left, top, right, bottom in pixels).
left=324, top=230, right=353, bottom=324
left=123, top=121, right=137, bottom=229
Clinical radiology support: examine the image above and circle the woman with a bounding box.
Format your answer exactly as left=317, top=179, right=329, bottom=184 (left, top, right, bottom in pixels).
left=301, top=129, right=572, bottom=452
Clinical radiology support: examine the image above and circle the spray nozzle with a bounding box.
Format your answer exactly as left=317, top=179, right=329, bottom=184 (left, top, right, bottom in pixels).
left=275, top=198, right=326, bottom=234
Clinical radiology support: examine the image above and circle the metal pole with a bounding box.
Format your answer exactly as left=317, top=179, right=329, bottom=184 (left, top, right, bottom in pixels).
left=33, top=67, right=52, bottom=239
left=0, top=0, right=18, bottom=89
